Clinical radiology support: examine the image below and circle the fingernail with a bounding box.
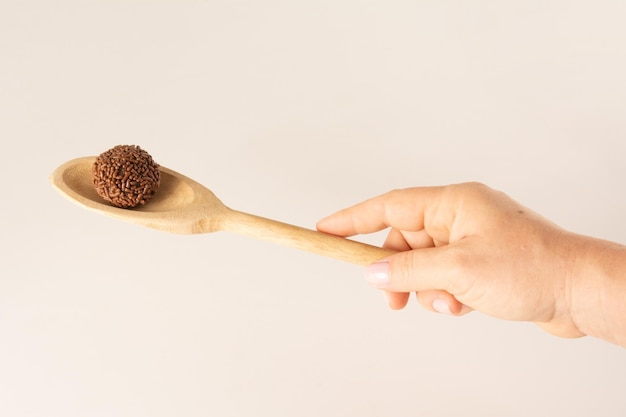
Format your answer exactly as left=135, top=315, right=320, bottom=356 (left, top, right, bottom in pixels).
left=365, top=261, right=389, bottom=288
left=432, top=299, right=452, bottom=315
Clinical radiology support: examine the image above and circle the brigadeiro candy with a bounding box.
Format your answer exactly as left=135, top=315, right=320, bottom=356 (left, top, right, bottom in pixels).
left=92, top=145, right=160, bottom=208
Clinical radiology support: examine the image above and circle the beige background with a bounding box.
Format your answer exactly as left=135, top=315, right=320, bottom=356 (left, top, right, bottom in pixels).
left=1, top=1, right=625, bottom=416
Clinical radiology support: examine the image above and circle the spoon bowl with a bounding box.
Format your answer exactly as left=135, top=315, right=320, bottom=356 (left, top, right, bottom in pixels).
left=50, top=157, right=394, bottom=265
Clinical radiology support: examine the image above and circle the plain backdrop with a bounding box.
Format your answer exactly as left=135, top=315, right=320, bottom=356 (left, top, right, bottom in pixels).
left=1, top=1, right=625, bottom=416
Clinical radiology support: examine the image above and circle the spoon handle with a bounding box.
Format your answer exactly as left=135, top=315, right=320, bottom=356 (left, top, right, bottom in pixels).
left=220, top=210, right=395, bottom=266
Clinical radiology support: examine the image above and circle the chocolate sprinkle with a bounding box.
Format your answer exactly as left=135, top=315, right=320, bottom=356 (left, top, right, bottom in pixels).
left=92, top=145, right=160, bottom=208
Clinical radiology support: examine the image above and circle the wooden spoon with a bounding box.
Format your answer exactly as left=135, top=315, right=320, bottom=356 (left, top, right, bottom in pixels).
left=50, top=157, right=394, bottom=265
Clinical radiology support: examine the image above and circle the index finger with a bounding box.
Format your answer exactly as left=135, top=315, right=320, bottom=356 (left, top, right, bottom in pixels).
left=316, top=186, right=456, bottom=241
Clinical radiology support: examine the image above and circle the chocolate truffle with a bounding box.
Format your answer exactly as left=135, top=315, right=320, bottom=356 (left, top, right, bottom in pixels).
left=92, top=145, right=160, bottom=208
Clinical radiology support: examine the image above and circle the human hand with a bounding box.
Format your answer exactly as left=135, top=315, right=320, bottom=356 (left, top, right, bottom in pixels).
left=317, top=183, right=587, bottom=339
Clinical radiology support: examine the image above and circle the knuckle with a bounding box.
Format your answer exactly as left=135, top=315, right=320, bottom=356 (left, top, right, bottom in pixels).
left=442, top=246, right=475, bottom=294
left=456, top=181, right=492, bottom=198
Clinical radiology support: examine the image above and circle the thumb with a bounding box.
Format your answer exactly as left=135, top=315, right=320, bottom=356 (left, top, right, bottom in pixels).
left=365, top=246, right=461, bottom=294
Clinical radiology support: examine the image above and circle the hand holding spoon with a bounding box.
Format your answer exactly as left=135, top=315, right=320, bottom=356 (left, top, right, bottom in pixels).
left=50, top=157, right=395, bottom=265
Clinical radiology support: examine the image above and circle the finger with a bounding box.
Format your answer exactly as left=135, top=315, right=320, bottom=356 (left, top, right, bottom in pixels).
left=316, top=187, right=453, bottom=238
left=382, top=230, right=466, bottom=314
left=383, top=228, right=412, bottom=252
left=381, top=229, right=433, bottom=310
left=383, top=291, right=411, bottom=310
left=415, top=290, right=472, bottom=316
left=383, top=228, right=435, bottom=252
left=364, top=243, right=470, bottom=296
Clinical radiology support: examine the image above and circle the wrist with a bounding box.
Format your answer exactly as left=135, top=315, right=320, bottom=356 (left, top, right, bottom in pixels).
left=566, top=233, right=626, bottom=347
